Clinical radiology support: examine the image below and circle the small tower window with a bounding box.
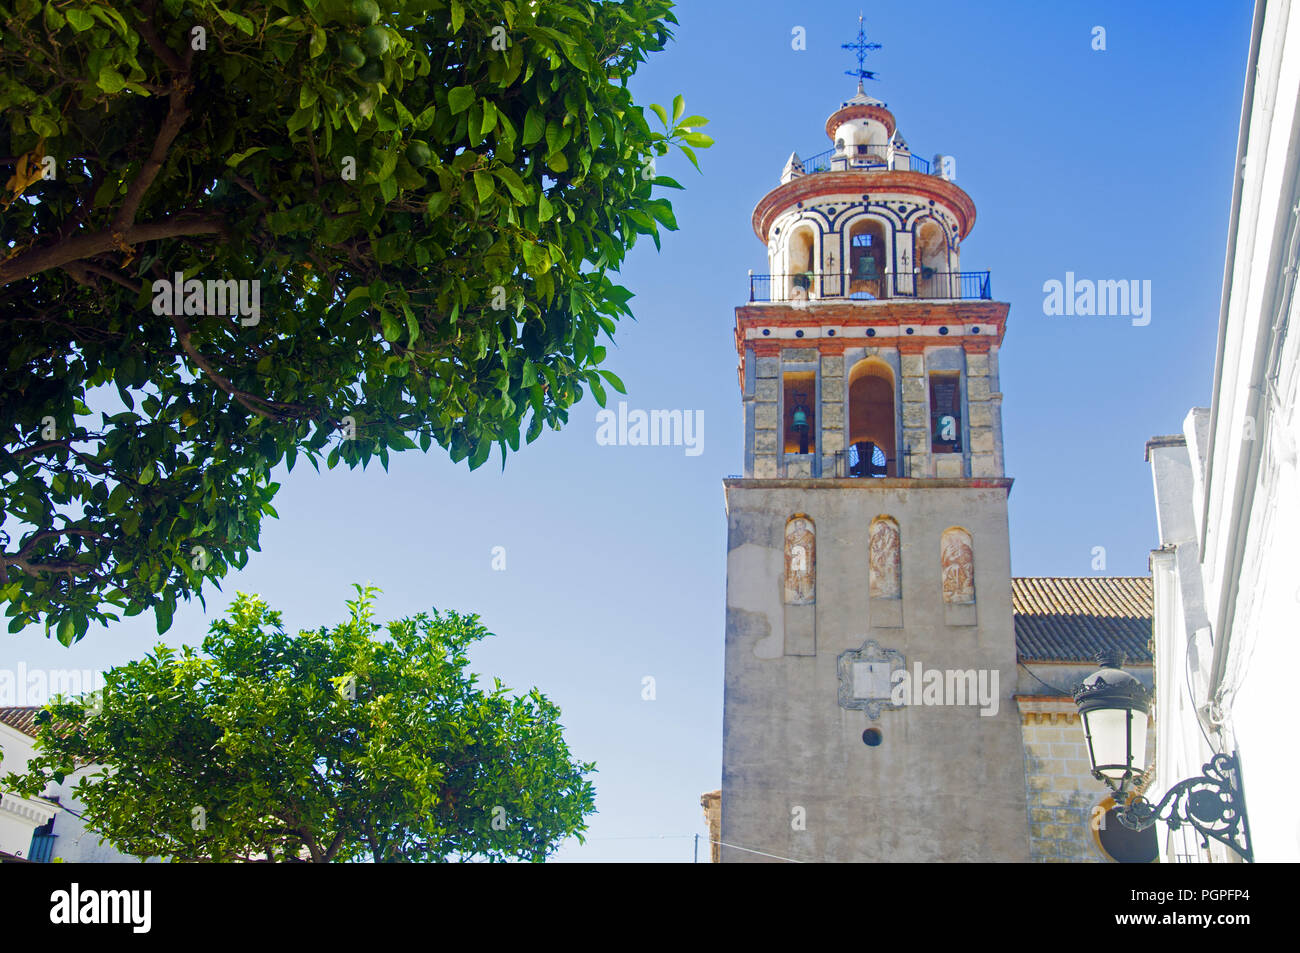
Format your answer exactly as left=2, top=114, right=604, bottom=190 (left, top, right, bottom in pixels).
left=783, top=372, right=816, bottom=454
left=929, top=372, right=962, bottom=453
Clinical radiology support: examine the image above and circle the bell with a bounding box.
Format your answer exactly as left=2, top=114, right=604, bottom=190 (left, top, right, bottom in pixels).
left=792, top=407, right=809, bottom=431
left=855, top=255, right=879, bottom=280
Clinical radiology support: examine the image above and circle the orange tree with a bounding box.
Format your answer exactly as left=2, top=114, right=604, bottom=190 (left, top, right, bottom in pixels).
left=0, top=0, right=709, bottom=641
left=5, top=586, right=597, bottom=862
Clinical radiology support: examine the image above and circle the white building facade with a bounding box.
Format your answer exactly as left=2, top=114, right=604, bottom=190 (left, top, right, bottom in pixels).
left=0, top=707, right=138, bottom=863
left=1146, top=0, right=1300, bottom=863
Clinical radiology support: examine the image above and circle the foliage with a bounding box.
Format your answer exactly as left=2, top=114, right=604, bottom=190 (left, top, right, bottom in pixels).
left=4, top=585, right=597, bottom=862
left=0, top=0, right=711, bottom=640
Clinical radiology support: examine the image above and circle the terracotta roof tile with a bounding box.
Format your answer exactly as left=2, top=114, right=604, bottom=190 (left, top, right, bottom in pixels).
left=0, top=706, right=41, bottom=738
left=1012, top=577, right=1153, bottom=664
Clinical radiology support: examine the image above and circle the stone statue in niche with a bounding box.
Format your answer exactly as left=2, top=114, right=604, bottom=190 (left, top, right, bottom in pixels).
left=868, top=517, right=901, bottom=599
left=784, top=516, right=815, bottom=605
left=941, top=528, right=975, bottom=604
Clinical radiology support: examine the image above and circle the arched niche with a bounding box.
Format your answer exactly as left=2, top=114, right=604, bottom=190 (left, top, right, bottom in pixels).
left=847, top=358, right=896, bottom=477
left=784, top=515, right=815, bottom=605
left=940, top=527, right=975, bottom=604
left=869, top=516, right=902, bottom=599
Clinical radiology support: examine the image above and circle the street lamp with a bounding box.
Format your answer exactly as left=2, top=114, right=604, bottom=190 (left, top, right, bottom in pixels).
left=1072, top=651, right=1253, bottom=862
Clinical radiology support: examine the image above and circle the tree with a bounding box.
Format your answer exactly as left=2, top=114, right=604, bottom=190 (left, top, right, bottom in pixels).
left=4, top=585, right=597, bottom=862
left=0, top=0, right=711, bottom=641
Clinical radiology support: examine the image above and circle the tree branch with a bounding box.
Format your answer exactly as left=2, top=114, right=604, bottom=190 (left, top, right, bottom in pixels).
left=168, top=313, right=315, bottom=423
left=113, top=78, right=192, bottom=233
left=0, top=212, right=228, bottom=288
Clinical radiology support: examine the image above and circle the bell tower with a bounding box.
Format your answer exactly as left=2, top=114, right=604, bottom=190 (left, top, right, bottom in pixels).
left=720, top=22, right=1031, bottom=862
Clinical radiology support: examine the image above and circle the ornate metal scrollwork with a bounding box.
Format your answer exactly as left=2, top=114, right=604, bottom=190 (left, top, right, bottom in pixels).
left=1117, top=752, right=1253, bottom=863
left=836, top=639, right=905, bottom=720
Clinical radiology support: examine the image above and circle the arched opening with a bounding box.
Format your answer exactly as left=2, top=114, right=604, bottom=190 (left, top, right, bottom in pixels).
left=787, top=226, right=816, bottom=300
left=847, top=219, right=887, bottom=299
left=847, top=359, right=896, bottom=477
left=914, top=219, right=949, bottom=299
left=782, top=371, right=816, bottom=454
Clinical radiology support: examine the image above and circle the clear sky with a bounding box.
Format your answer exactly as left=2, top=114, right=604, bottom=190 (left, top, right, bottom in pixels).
left=3, top=1, right=1255, bottom=861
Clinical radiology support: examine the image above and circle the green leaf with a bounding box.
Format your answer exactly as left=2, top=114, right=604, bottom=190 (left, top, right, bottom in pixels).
left=226, top=147, right=267, bottom=168
left=380, top=312, right=402, bottom=342
left=153, top=599, right=173, bottom=635
left=310, top=25, right=326, bottom=58
left=649, top=103, right=668, bottom=128
left=494, top=166, right=529, bottom=203
left=448, top=86, right=475, bottom=114
left=522, top=108, right=544, bottom=145
left=65, top=8, right=93, bottom=31
left=647, top=200, right=677, bottom=229
left=97, top=68, right=126, bottom=94
left=451, top=0, right=465, bottom=33
left=598, top=370, right=627, bottom=394
left=672, top=94, right=685, bottom=124
left=473, top=172, right=494, bottom=203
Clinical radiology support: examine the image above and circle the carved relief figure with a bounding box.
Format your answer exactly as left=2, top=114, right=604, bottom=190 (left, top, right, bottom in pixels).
left=784, top=516, right=816, bottom=604
left=868, top=516, right=901, bottom=599
left=941, top=527, right=975, bottom=604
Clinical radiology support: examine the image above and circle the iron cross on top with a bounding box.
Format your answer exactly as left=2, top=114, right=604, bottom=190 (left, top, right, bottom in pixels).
left=842, top=15, right=882, bottom=83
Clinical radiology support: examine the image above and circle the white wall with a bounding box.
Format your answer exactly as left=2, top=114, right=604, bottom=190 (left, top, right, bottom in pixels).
left=1146, top=0, right=1300, bottom=863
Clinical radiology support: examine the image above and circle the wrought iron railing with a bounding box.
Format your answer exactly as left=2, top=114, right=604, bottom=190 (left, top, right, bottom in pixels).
left=797, top=146, right=932, bottom=176
left=748, top=271, right=991, bottom=303
left=770, top=448, right=909, bottom=479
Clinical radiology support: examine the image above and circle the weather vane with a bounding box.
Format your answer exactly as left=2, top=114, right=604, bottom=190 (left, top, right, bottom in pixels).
left=842, top=14, right=882, bottom=84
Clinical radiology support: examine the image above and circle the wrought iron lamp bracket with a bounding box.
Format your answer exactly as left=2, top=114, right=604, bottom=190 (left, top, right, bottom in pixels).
left=1109, top=752, right=1253, bottom=863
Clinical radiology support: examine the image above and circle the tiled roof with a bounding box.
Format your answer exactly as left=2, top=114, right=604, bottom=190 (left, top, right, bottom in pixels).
left=0, top=706, right=41, bottom=737
left=1012, top=577, right=1153, bottom=664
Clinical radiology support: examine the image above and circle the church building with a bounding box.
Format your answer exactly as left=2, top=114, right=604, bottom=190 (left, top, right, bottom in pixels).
left=705, top=23, right=1156, bottom=863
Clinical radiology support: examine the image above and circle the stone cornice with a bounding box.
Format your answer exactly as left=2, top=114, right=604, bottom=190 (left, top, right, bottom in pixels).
left=0, top=791, right=58, bottom=826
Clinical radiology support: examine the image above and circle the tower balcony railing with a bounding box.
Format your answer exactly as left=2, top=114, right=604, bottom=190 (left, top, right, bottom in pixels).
left=802, top=145, right=932, bottom=175
left=748, top=271, right=992, bottom=303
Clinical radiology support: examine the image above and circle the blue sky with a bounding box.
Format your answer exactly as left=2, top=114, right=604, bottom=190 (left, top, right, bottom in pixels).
left=3, top=1, right=1255, bottom=861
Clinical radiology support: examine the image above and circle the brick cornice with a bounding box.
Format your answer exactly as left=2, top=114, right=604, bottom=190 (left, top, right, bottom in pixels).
left=825, top=103, right=897, bottom=140
left=752, top=170, right=977, bottom=243
left=736, top=300, right=1009, bottom=326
